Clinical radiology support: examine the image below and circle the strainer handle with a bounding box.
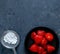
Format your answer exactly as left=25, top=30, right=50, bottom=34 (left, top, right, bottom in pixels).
left=12, top=48, right=17, bottom=54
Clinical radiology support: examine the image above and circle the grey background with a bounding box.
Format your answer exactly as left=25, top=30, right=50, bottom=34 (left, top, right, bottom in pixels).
left=0, top=0, right=60, bottom=54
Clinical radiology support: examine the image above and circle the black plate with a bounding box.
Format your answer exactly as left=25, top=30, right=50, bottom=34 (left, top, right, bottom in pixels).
left=24, top=27, right=59, bottom=54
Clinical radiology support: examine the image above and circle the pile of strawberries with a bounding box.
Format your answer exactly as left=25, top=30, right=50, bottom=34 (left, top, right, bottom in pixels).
left=29, top=30, right=55, bottom=54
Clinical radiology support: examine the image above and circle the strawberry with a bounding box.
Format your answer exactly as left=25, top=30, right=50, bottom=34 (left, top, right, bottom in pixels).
left=34, top=35, right=43, bottom=44
left=29, top=44, right=38, bottom=52
left=37, top=30, right=46, bottom=36
left=42, top=51, right=47, bottom=54
left=45, top=33, right=54, bottom=41
left=43, top=45, right=47, bottom=49
left=41, top=38, right=47, bottom=45
left=38, top=46, right=44, bottom=54
left=47, top=45, right=55, bottom=53
left=31, top=32, right=36, bottom=40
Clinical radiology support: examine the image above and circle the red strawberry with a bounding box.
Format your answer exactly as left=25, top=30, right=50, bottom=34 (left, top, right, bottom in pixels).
left=43, top=45, right=47, bottom=49
left=37, top=30, right=46, bottom=36
left=41, top=38, right=47, bottom=45
left=45, top=33, right=54, bottom=41
left=29, top=44, right=38, bottom=52
left=38, top=46, right=44, bottom=54
left=31, top=32, right=36, bottom=40
left=47, top=45, right=55, bottom=53
left=42, top=51, right=47, bottom=54
left=34, top=35, right=43, bottom=44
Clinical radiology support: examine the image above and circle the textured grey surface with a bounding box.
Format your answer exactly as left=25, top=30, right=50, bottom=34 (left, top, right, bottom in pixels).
left=0, top=0, right=60, bottom=54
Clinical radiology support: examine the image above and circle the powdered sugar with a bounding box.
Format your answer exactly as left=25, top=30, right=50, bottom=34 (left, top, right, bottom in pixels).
left=3, top=32, right=17, bottom=45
